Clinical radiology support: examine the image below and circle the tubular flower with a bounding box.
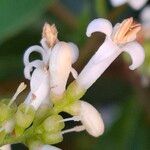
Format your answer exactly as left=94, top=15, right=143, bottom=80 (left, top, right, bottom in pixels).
left=49, top=41, right=79, bottom=102
left=76, top=17, right=145, bottom=90
left=23, top=23, right=58, bottom=109
left=110, top=0, right=148, bottom=10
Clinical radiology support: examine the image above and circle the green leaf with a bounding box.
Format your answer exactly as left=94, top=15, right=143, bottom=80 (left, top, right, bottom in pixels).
left=0, top=0, right=53, bottom=43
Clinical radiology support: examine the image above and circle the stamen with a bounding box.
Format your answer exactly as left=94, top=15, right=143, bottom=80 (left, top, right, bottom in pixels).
left=8, top=82, right=27, bottom=106
left=61, top=125, right=85, bottom=134
left=59, top=116, right=80, bottom=123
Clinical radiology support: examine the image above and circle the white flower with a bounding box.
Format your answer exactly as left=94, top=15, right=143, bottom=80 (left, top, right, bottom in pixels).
left=49, top=41, right=79, bottom=97
left=24, top=68, right=51, bottom=110
left=0, top=145, right=11, bottom=150
left=76, top=18, right=145, bottom=90
left=61, top=101, right=104, bottom=137
left=110, top=0, right=148, bottom=10
left=23, top=23, right=59, bottom=109
left=140, top=5, right=150, bottom=39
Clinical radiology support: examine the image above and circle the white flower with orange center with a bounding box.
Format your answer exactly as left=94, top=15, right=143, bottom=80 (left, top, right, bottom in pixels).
left=76, top=17, right=145, bottom=90
left=110, top=0, right=148, bottom=10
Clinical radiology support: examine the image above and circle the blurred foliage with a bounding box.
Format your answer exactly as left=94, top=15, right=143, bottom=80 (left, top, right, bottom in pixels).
left=0, top=0, right=150, bottom=150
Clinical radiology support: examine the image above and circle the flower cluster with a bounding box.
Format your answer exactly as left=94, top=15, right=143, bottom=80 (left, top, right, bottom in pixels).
left=0, top=17, right=144, bottom=150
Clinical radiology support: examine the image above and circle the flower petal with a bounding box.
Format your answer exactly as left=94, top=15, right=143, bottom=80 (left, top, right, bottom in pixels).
left=128, top=0, right=148, bottom=10
left=24, top=60, right=45, bottom=80
left=86, top=18, right=113, bottom=37
left=76, top=38, right=121, bottom=89
left=122, top=41, right=145, bottom=70
left=26, top=68, right=50, bottom=109
left=110, top=0, right=127, bottom=7
left=30, top=68, right=49, bottom=93
left=79, top=101, right=104, bottom=137
left=23, top=45, right=48, bottom=66
left=49, top=42, right=77, bottom=95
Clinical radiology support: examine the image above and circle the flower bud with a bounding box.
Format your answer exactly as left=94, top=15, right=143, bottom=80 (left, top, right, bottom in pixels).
left=42, top=132, right=63, bottom=145
left=15, top=103, right=35, bottom=129
left=42, top=115, right=64, bottom=133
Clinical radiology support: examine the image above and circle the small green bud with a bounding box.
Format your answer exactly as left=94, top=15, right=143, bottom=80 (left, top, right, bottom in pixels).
left=42, top=115, right=64, bottom=133
left=15, top=103, right=35, bottom=129
left=0, top=130, right=7, bottom=143
left=0, top=100, right=16, bottom=123
left=63, top=101, right=81, bottom=116
left=42, top=132, right=63, bottom=144
left=66, top=81, right=86, bottom=102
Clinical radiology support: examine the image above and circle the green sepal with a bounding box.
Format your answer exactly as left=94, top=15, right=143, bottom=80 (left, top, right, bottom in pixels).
left=15, top=103, right=35, bottom=129
left=66, top=81, right=86, bottom=102
left=0, top=100, right=16, bottom=123
left=15, top=125, right=25, bottom=136
left=0, top=130, right=7, bottom=143
left=42, top=132, right=63, bottom=144
left=41, top=115, right=65, bottom=133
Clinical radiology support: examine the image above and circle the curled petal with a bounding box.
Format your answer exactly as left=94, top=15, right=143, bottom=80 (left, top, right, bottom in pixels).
left=122, top=41, right=145, bottom=70
left=24, top=60, right=45, bottom=80
left=23, top=46, right=47, bottom=66
left=30, top=68, right=49, bottom=93
left=86, top=18, right=113, bottom=37
left=128, top=0, right=148, bottom=10
left=110, top=0, right=127, bottom=7
left=79, top=101, right=104, bottom=137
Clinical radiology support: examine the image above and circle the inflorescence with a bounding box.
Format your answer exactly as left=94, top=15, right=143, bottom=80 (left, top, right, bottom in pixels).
left=0, top=17, right=145, bottom=150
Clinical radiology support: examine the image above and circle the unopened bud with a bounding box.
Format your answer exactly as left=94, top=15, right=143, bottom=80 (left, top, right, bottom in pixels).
left=15, top=104, right=35, bottom=129
left=42, top=115, right=65, bottom=133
